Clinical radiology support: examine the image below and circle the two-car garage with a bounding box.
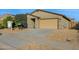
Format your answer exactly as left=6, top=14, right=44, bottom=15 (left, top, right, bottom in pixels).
left=39, top=19, right=58, bottom=29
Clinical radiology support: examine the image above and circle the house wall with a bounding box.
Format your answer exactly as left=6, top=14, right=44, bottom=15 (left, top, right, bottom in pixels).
left=27, top=15, right=39, bottom=28
left=59, top=17, right=70, bottom=29
left=70, top=21, right=77, bottom=28
left=32, top=10, right=61, bottom=19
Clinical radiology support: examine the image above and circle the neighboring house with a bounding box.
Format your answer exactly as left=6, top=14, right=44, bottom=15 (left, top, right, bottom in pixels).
left=1, top=14, right=15, bottom=20
left=27, top=9, right=72, bottom=29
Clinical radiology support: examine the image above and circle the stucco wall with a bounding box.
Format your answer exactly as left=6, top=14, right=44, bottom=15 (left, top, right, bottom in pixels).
left=27, top=15, right=39, bottom=28
left=32, top=10, right=61, bottom=19
left=59, top=16, right=70, bottom=29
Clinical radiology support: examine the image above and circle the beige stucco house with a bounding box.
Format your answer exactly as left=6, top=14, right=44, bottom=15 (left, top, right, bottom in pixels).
left=27, top=9, right=72, bottom=29
left=0, top=10, right=76, bottom=29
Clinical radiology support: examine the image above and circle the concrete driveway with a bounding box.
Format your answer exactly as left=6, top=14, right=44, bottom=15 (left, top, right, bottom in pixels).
left=0, top=29, right=79, bottom=50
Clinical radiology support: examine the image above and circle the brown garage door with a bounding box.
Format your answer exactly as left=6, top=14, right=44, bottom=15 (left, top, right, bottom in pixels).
left=39, top=19, right=58, bottom=29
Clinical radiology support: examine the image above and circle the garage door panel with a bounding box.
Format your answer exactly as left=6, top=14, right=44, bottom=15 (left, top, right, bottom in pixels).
left=39, top=19, right=58, bottom=29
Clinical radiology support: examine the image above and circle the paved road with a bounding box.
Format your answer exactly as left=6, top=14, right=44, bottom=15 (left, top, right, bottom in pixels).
left=0, top=29, right=79, bottom=50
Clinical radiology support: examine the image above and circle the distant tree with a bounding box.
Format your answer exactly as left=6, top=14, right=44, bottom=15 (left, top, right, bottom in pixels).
left=15, top=14, right=27, bottom=28
left=3, top=16, right=13, bottom=28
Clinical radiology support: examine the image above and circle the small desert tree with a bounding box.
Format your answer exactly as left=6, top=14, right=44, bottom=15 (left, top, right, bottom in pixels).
left=3, top=16, right=13, bottom=28
left=15, top=19, right=22, bottom=27
left=15, top=14, right=27, bottom=28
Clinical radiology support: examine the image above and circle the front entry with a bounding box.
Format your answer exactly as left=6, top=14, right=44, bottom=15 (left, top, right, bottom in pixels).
left=31, top=18, right=35, bottom=28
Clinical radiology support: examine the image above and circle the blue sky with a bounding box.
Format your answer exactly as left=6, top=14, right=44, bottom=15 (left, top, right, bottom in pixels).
left=0, top=9, right=79, bottom=21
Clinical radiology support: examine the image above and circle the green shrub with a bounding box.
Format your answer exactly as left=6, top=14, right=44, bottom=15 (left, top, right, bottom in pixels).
left=3, top=16, right=13, bottom=28
left=0, top=24, right=4, bottom=29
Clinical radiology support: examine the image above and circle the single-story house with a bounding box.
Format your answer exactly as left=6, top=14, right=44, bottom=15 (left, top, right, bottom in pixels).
left=26, top=9, right=72, bottom=29
left=0, top=10, right=76, bottom=29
